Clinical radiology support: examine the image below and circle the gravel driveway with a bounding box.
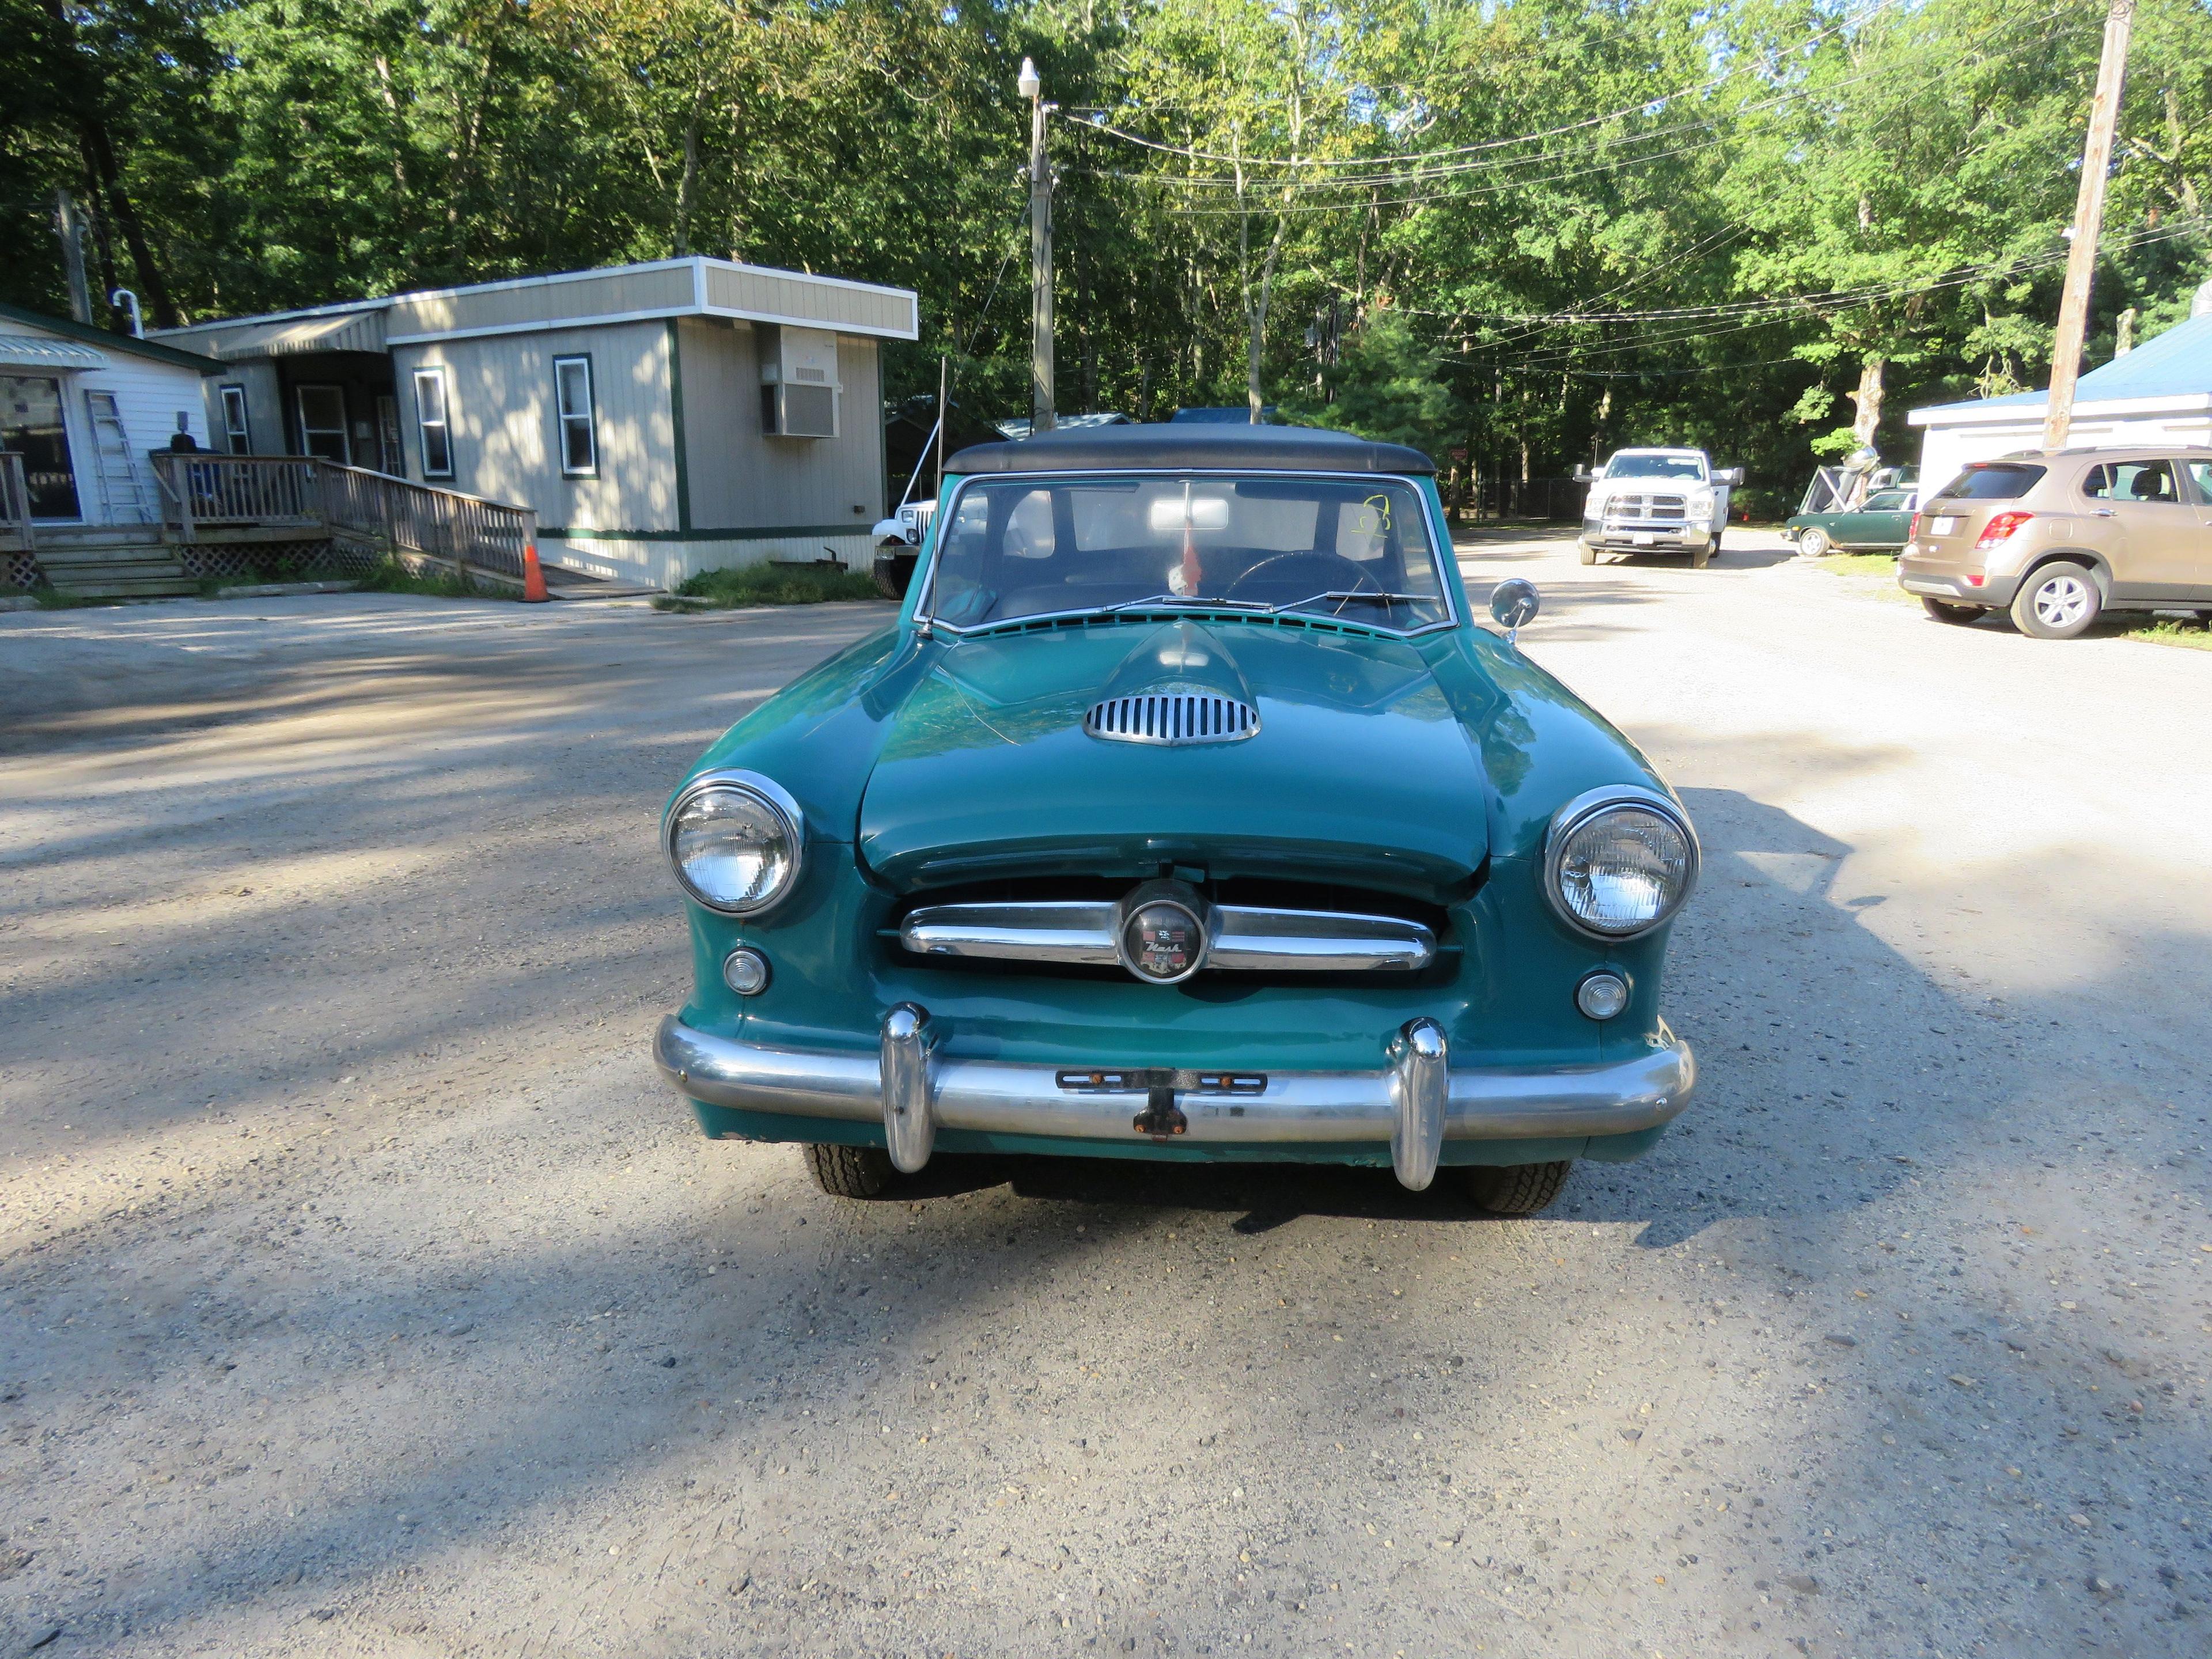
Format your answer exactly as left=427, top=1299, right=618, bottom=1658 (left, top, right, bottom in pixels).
left=2, top=538, right=2206, bottom=1658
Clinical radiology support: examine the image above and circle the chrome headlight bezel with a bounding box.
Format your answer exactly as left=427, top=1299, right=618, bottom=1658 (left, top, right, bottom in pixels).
left=1541, top=785, right=1700, bottom=941
left=662, top=769, right=805, bottom=916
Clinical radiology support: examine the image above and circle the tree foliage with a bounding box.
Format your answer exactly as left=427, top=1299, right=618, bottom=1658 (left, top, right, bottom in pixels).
left=5, top=0, right=2210, bottom=510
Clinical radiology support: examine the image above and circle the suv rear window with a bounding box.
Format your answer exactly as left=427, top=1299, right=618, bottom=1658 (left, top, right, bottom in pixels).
left=1930, top=463, right=2046, bottom=502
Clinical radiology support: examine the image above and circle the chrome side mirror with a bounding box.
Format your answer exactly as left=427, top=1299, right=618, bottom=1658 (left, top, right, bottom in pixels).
left=1713, top=466, right=1745, bottom=486
left=1489, top=577, right=1540, bottom=645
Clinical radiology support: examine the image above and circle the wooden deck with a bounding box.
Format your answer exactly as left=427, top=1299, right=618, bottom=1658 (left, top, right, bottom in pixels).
left=3, top=454, right=541, bottom=599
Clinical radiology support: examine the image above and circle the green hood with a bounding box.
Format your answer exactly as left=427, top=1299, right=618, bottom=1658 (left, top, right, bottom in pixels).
left=857, top=619, right=1488, bottom=899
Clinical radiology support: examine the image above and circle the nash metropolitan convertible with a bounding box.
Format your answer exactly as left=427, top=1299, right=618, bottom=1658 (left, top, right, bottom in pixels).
left=653, top=425, right=1698, bottom=1213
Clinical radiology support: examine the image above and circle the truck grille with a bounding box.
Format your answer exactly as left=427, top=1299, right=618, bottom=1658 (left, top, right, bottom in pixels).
left=1605, top=493, right=1689, bottom=523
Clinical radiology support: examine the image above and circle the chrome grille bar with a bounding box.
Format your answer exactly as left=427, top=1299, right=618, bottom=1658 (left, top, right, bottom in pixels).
left=899, top=900, right=1435, bottom=973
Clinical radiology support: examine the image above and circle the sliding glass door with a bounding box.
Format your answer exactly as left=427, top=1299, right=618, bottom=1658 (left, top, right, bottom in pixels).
left=0, top=375, right=81, bottom=520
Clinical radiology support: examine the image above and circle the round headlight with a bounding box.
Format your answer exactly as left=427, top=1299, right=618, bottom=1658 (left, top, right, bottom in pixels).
left=665, top=772, right=803, bottom=915
left=1544, top=790, right=1698, bottom=939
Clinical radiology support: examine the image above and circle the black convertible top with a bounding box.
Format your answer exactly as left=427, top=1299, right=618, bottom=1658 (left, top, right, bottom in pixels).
left=945, top=422, right=1435, bottom=477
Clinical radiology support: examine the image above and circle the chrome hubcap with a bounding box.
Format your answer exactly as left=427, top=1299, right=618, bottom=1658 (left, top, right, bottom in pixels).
left=2035, top=576, right=2089, bottom=627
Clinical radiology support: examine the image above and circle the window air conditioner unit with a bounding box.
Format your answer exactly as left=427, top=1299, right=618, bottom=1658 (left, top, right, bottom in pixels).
left=759, top=324, right=839, bottom=439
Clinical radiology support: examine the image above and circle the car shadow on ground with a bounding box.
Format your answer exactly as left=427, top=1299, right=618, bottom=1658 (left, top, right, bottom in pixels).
left=861, top=777, right=2209, bottom=1267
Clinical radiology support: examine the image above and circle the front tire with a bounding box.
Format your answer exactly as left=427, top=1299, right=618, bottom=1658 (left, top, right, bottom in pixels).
left=1795, top=527, right=1832, bottom=559
left=1921, top=597, right=1982, bottom=626
left=1577, top=539, right=1598, bottom=566
left=802, top=1142, right=896, bottom=1198
left=1468, top=1160, right=1573, bottom=1215
left=2010, top=561, right=2101, bottom=639
left=1691, top=539, right=1713, bottom=569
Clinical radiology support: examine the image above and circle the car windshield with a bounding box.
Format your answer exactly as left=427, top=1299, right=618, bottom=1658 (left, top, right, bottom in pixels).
left=920, top=473, right=1451, bottom=632
left=1604, top=454, right=1705, bottom=480
left=1930, top=463, right=2046, bottom=502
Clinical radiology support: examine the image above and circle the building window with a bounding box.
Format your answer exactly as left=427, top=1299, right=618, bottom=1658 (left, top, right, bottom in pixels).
left=412, top=367, right=453, bottom=480
left=554, top=355, right=596, bottom=476
left=296, top=384, right=349, bottom=464
left=219, top=384, right=251, bottom=454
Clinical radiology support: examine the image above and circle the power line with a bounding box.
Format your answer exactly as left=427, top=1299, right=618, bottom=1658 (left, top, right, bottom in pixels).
left=1481, top=217, right=2209, bottom=370
left=1063, top=0, right=1909, bottom=175
left=1102, top=9, right=2070, bottom=217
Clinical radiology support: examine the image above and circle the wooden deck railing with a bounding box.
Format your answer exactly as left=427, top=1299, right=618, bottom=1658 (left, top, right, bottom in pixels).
left=319, top=464, right=535, bottom=583
left=151, top=453, right=535, bottom=584
left=151, top=452, right=323, bottom=539
left=0, top=453, right=32, bottom=550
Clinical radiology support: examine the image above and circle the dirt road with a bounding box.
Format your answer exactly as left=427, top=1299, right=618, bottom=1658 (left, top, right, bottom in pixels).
left=2, top=539, right=2206, bottom=1657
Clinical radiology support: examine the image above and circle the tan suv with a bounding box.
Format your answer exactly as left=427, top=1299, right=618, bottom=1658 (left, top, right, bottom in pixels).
left=1896, top=447, right=2212, bottom=638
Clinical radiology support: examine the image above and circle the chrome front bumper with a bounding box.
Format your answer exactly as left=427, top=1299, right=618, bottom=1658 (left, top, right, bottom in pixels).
left=1586, top=522, right=1708, bottom=547
left=654, top=1012, right=1695, bottom=1192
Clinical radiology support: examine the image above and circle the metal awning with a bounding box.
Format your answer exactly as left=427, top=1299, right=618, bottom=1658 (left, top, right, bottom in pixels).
left=0, top=334, right=109, bottom=372
left=215, top=309, right=387, bottom=360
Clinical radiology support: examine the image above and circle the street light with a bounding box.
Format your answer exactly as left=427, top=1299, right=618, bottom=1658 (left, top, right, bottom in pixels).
left=1018, top=56, right=1041, bottom=99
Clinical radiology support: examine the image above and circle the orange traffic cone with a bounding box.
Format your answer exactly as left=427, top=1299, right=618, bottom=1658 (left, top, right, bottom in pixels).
left=521, top=540, right=550, bottom=603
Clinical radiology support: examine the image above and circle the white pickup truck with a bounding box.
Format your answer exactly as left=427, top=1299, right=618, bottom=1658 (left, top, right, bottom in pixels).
left=1573, top=448, right=1743, bottom=569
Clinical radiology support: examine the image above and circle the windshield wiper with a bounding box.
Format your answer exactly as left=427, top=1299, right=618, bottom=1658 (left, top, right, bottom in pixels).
left=1268, top=589, right=1430, bottom=613
left=1103, top=593, right=1272, bottom=613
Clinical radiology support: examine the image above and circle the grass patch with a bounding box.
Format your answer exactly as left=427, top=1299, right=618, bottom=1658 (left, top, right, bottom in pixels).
left=2119, top=615, right=2212, bottom=652
left=667, top=560, right=883, bottom=609
left=353, top=557, right=520, bottom=600
left=1816, top=551, right=1900, bottom=578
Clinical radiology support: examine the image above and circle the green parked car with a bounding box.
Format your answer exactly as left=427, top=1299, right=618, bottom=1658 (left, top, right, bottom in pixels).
left=1786, top=486, right=1921, bottom=558
left=653, top=425, right=1699, bottom=1213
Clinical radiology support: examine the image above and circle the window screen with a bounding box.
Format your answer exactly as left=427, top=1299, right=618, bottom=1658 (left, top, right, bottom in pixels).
left=554, top=356, right=596, bottom=475
left=412, top=368, right=452, bottom=479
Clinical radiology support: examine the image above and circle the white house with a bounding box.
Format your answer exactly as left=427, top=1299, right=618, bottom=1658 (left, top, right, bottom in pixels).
left=151, top=258, right=921, bottom=592
left=1908, top=301, right=2212, bottom=490
left=0, top=301, right=218, bottom=528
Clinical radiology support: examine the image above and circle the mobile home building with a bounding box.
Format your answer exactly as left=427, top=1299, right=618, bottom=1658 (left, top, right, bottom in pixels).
left=154, top=258, right=920, bottom=591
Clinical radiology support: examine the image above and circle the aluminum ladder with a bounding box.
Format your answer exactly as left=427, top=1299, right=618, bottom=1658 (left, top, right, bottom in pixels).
left=84, top=390, right=158, bottom=524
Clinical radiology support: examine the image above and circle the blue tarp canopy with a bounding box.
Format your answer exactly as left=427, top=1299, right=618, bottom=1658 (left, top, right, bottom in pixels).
left=1916, top=312, right=2212, bottom=416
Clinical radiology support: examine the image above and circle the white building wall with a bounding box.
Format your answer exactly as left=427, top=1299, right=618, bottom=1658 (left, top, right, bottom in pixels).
left=391, top=320, right=677, bottom=531
left=1916, top=406, right=2212, bottom=494
left=675, top=318, right=884, bottom=570
left=6, top=317, right=211, bottom=525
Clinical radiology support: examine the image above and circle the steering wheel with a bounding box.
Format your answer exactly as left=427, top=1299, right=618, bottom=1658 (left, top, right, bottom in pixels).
left=1224, top=550, right=1382, bottom=605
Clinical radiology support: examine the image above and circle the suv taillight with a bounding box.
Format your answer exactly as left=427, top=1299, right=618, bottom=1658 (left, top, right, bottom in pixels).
left=1974, top=511, right=2033, bottom=552
left=1908, top=512, right=1922, bottom=543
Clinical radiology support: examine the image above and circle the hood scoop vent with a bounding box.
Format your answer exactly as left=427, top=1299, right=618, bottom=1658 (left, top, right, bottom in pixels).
left=1084, top=620, right=1260, bottom=747
left=1085, top=690, right=1259, bottom=747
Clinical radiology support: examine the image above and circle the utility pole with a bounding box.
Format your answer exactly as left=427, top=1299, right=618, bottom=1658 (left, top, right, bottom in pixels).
left=1020, top=57, right=1055, bottom=435
left=2043, top=0, right=2135, bottom=452
left=935, top=354, right=948, bottom=488
left=54, top=190, right=93, bottom=324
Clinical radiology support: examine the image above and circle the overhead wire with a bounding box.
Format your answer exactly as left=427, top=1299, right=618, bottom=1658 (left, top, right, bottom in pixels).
left=1060, top=0, right=1910, bottom=173
left=1131, top=14, right=2069, bottom=215
left=1070, top=0, right=2057, bottom=202
left=1466, top=217, right=2210, bottom=374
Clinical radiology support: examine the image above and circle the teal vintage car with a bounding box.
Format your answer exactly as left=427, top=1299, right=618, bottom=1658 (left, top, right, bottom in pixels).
left=653, top=425, right=1698, bottom=1213
left=1786, top=486, right=1920, bottom=559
